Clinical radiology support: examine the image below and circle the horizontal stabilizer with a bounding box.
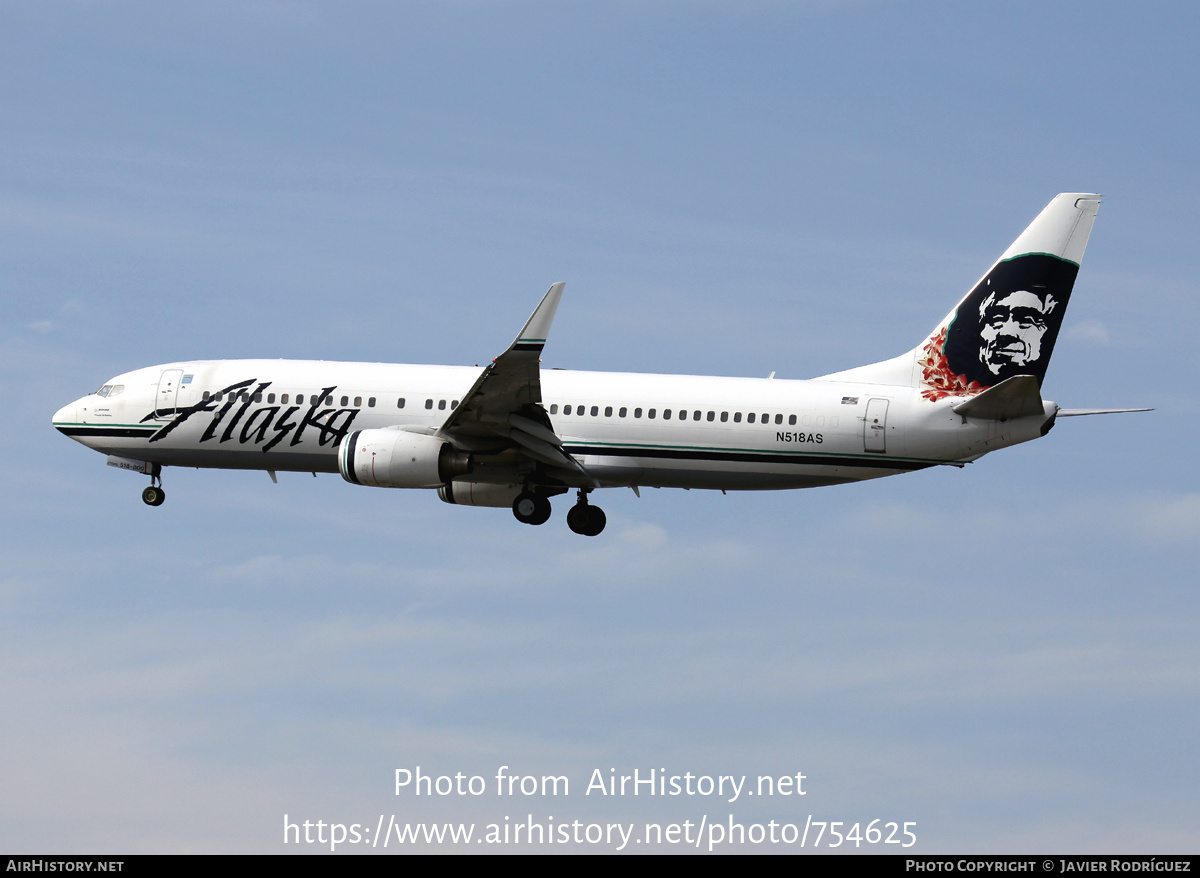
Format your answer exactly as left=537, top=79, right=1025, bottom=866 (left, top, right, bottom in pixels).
left=1056, top=408, right=1153, bottom=417
left=952, top=375, right=1044, bottom=421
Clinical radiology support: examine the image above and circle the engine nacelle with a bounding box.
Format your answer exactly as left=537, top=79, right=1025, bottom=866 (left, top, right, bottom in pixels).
left=338, top=429, right=472, bottom=488
left=437, top=482, right=524, bottom=508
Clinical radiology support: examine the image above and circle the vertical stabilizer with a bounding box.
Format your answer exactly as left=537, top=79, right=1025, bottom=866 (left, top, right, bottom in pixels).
left=915, top=193, right=1100, bottom=400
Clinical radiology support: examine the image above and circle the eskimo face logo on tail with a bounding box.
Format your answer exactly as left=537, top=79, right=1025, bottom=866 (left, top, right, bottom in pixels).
left=921, top=253, right=1079, bottom=401
left=977, top=288, right=1057, bottom=375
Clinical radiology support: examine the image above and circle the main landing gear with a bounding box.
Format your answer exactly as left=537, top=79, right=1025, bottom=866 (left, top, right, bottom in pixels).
left=511, top=488, right=606, bottom=535
left=566, top=490, right=606, bottom=537
left=512, top=491, right=552, bottom=526
left=141, top=465, right=165, bottom=507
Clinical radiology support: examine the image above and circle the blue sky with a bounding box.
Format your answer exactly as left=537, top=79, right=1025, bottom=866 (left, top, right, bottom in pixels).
left=2, top=1, right=1198, bottom=852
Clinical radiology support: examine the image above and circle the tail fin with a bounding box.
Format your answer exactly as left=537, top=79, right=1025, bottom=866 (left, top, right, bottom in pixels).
left=816, top=194, right=1100, bottom=396
left=916, top=193, right=1100, bottom=400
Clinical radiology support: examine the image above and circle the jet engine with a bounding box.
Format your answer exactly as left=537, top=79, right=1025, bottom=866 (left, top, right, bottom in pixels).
left=338, top=429, right=472, bottom=488
left=437, top=482, right=524, bottom=508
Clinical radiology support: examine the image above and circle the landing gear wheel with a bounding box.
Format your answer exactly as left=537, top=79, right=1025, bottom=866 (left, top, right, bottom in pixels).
left=142, top=486, right=165, bottom=507
left=566, top=499, right=606, bottom=536
left=512, top=492, right=551, bottom=525
left=583, top=504, right=605, bottom=535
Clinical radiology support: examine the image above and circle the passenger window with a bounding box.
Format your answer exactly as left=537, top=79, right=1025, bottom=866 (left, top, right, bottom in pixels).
left=734, top=412, right=741, bottom=422
left=292, top=394, right=300, bottom=404
left=564, top=405, right=572, bottom=415
left=663, top=409, right=671, bottom=419
left=550, top=404, right=559, bottom=414
left=578, top=405, right=585, bottom=416
left=425, top=399, right=433, bottom=409
left=368, top=397, right=376, bottom=407
left=761, top=413, right=768, bottom=423
left=634, top=408, right=643, bottom=418
left=720, top=411, right=728, bottom=422
left=694, top=411, right=702, bottom=421
left=397, top=398, right=405, bottom=408
left=216, top=393, right=224, bottom=402
left=253, top=392, right=262, bottom=403
left=451, top=400, right=458, bottom=409
left=340, top=395, right=348, bottom=406
left=775, top=414, right=783, bottom=425
left=202, top=391, right=210, bottom=401
left=353, top=396, right=361, bottom=407
left=679, top=410, right=687, bottom=420
left=748, top=413, right=756, bottom=423
left=438, top=400, right=446, bottom=410
left=816, top=416, right=825, bottom=426
left=707, top=411, right=714, bottom=421
left=282, top=394, right=289, bottom=404
left=324, top=395, right=333, bottom=406
left=789, top=414, right=796, bottom=425
left=604, top=406, right=613, bottom=417
left=267, top=393, right=276, bottom=404
left=619, top=407, right=627, bottom=418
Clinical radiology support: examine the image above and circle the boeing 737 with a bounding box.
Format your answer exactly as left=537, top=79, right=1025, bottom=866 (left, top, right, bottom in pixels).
left=53, top=193, right=1146, bottom=535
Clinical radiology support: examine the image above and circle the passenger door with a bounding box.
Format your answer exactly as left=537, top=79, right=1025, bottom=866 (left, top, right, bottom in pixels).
left=155, top=369, right=184, bottom=420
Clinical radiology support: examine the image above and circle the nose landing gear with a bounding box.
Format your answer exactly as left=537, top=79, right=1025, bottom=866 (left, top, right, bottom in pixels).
left=141, top=465, right=165, bottom=506
left=566, top=490, right=606, bottom=536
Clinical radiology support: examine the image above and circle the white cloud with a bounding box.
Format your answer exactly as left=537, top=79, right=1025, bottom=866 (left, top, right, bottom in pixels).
left=1064, top=319, right=1110, bottom=344
left=1122, top=493, right=1200, bottom=544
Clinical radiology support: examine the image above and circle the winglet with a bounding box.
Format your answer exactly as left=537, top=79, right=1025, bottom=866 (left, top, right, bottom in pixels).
left=511, top=282, right=564, bottom=353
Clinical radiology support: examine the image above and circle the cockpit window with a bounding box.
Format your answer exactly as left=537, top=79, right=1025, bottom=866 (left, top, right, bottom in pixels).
left=109, top=385, right=124, bottom=397
left=95, top=385, right=113, bottom=398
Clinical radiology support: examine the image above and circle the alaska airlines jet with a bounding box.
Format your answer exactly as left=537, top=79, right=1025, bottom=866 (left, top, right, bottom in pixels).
left=53, top=193, right=1145, bottom=535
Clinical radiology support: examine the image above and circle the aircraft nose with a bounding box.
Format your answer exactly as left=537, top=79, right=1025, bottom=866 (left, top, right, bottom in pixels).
left=52, top=401, right=78, bottom=430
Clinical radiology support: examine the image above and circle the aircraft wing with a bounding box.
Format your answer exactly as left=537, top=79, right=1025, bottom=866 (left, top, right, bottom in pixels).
left=437, top=283, right=589, bottom=478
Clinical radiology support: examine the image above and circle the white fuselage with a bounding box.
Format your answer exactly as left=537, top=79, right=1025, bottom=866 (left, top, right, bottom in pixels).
left=53, top=359, right=1054, bottom=492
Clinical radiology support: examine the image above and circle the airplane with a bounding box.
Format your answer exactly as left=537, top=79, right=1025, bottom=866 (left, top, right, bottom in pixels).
left=53, top=193, right=1148, bottom=536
